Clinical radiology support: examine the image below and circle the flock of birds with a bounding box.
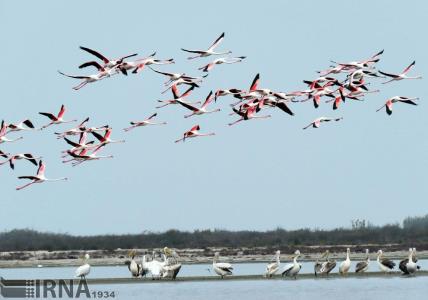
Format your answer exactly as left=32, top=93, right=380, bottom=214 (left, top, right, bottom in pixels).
left=0, top=32, right=422, bottom=191
left=74, top=248, right=421, bottom=279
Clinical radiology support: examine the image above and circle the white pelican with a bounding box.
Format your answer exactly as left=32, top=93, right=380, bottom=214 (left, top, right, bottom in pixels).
left=281, top=250, right=302, bottom=279
left=314, top=250, right=336, bottom=276
left=125, top=250, right=141, bottom=278
left=144, top=251, right=164, bottom=279
left=339, top=248, right=351, bottom=275
left=212, top=252, right=233, bottom=278
left=377, top=250, right=395, bottom=272
left=264, top=250, right=280, bottom=278
left=75, top=253, right=91, bottom=279
left=399, top=248, right=419, bottom=275
left=161, top=247, right=182, bottom=279
left=355, top=249, right=370, bottom=273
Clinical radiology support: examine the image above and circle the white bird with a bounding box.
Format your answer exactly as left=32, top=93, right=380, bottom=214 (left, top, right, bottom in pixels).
left=181, top=32, right=231, bottom=59
left=123, top=113, right=167, bottom=132
left=405, top=248, right=418, bottom=275
left=303, top=117, right=343, bottom=130
left=264, top=250, right=280, bottom=278
left=377, top=250, right=395, bottom=272
left=355, top=249, right=370, bottom=273
left=379, top=61, right=422, bottom=84
left=212, top=252, right=233, bottom=278
left=281, top=250, right=302, bottom=279
left=125, top=250, right=141, bottom=278
left=161, top=247, right=182, bottom=279
left=6, top=119, right=36, bottom=133
left=198, top=56, right=246, bottom=72
left=75, top=253, right=91, bottom=279
left=0, top=121, right=23, bottom=144
left=176, top=91, right=221, bottom=118
left=339, top=248, right=351, bottom=275
left=16, top=160, right=67, bottom=191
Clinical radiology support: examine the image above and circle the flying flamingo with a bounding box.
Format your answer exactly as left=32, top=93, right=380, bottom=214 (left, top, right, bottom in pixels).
left=54, top=117, right=90, bottom=139
left=379, top=61, right=422, bottom=84
left=330, top=49, right=384, bottom=69
left=303, top=117, right=343, bottom=130
left=16, top=160, right=67, bottom=191
left=176, top=91, right=221, bottom=118
left=6, top=119, right=36, bottom=133
left=79, top=46, right=138, bottom=69
left=174, top=125, right=215, bottom=143
left=157, top=85, right=199, bottom=109
left=181, top=32, right=231, bottom=59
left=61, top=132, right=95, bottom=158
left=149, top=67, right=206, bottom=86
left=91, top=128, right=125, bottom=146
left=0, top=153, right=41, bottom=170
left=198, top=56, right=246, bottom=72
left=123, top=113, right=167, bottom=132
left=214, top=89, right=244, bottom=102
left=0, top=121, right=23, bottom=144
left=376, top=96, right=419, bottom=115
left=39, top=105, right=77, bottom=130
left=58, top=69, right=112, bottom=90
left=130, top=55, right=175, bottom=74
left=63, top=145, right=113, bottom=167
left=229, top=104, right=271, bottom=126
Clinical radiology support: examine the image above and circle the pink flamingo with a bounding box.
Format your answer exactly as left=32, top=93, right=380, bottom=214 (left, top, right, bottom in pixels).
left=175, top=125, right=215, bottom=143
left=303, top=117, right=343, bottom=130
left=379, top=61, right=422, bottom=84
left=91, top=128, right=125, bottom=146
left=176, top=91, right=221, bottom=118
left=181, top=32, right=231, bottom=59
left=0, top=153, right=41, bottom=170
left=6, top=119, right=36, bottom=133
left=123, top=113, right=167, bottom=132
left=157, top=85, right=199, bottom=109
left=376, top=96, right=419, bottom=115
left=79, top=46, right=138, bottom=69
left=39, top=105, right=77, bottom=130
left=198, top=56, right=246, bottom=72
left=229, top=104, right=271, bottom=126
left=16, top=160, right=67, bottom=191
left=0, top=121, right=23, bottom=144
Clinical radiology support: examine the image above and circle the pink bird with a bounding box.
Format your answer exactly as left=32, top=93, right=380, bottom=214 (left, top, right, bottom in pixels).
left=39, top=105, right=77, bottom=130
left=16, top=160, right=67, bottom=191
left=175, top=125, right=215, bottom=143
left=229, top=103, right=271, bottom=126
left=63, top=145, right=113, bottom=167
left=6, top=119, right=36, bottom=133
left=157, top=85, right=199, bottom=109
left=61, top=132, right=96, bottom=158
left=123, top=113, right=167, bottom=132
left=198, top=56, right=246, bottom=72
left=54, top=117, right=90, bottom=139
left=0, top=121, right=23, bottom=144
left=79, top=46, right=138, bottom=69
left=303, top=117, right=343, bottom=130
left=176, top=91, right=221, bottom=118
left=0, top=153, right=41, bottom=170
left=379, top=61, right=422, bottom=84
left=376, top=96, right=419, bottom=115
left=91, top=128, right=125, bottom=146
left=181, top=32, right=231, bottom=60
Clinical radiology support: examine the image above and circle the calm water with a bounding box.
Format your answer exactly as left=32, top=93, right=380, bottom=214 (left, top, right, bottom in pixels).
left=1, top=262, right=426, bottom=300
left=1, top=260, right=427, bottom=279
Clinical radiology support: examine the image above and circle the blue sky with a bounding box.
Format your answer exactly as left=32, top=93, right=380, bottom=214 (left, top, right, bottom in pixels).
left=0, top=0, right=426, bottom=235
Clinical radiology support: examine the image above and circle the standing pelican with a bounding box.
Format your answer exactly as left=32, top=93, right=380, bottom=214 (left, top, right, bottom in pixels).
left=355, top=249, right=370, bottom=273
left=281, top=250, right=302, bottom=279
left=377, top=250, right=395, bottom=272
left=212, top=252, right=233, bottom=278
left=75, top=253, right=91, bottom=279
left=399, top=248, right=419, bottom=275
left=315, top=250, right=336, bottom=276
left=339, top=248, right=351, bottom=275
left=161, top=247, right=182, bottom=279
left=264, top=250, right=280, bottom=278
left=125, top=250, right=141, bottom=278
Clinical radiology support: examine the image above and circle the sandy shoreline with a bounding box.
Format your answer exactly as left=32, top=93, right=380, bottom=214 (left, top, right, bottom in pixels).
left=1, top=246, right=426, bottom=268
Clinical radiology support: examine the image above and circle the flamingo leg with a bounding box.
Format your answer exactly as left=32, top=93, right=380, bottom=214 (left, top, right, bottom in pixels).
left=16, top=181, right=37, bottom=191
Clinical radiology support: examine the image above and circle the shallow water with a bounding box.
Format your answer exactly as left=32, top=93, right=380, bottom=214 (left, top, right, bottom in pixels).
left=1, top=262, right=426, bottom=300
left=1, top=259, right=426, bottom=279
